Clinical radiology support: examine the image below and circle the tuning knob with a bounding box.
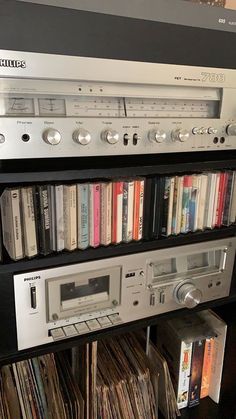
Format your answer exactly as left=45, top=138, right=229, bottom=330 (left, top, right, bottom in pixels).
left=174, top=282, right=202, bottom=309
left=148, top=129, right=166, bottom=143
left=101, top=129, right=119, bottom=144
left=42, top=128, right=61, bottom=145
left=73, top=129, right=91, bottom=145
left=226, top=123, right=236, bottom=136
left=171, top=128, right=190, bottom=142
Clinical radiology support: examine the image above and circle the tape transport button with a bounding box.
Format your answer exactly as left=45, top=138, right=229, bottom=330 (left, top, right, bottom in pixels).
left=50, top=328, right=65, bottom=341
left=63, top=325, right=78, bottom=337
left=86, top=319, right=102, bottom=331
left=75, top=322, right=90, bottom=334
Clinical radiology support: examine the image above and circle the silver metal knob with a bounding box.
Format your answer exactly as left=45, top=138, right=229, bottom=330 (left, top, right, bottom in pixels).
left=73, top=128, right=91, bottom=145
left=174, top=282, right=202, bottom=309
left=171, top=128, right=190, bottom=142
left=101, top=129, right=119, bottom=144
left=208, top=127, right=218, bottom=135
left=148, top=129, right=166, bottom=143
left=42, top=128, right=61, bottom=145
left=226, top=123, right=236, bottom=136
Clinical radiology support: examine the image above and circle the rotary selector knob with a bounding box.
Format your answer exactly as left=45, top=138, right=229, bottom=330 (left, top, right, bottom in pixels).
left=148, top=129, right=166, bottom=143
left=73, top=129, right=91, bottom=145
left=226, top=123, right=236, bottom=136
left=171, top=128, right=190, bottom=142
left=101, top=129, right=119, bottom=145
left=42, top=128, right=61, bottom=145
left=174, top=282, right=202, bottom=309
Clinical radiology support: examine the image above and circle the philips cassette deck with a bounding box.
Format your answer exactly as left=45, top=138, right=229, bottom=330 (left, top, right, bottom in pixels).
left=1, top=50, right=236, bottom=159
left=14, top=238, right=236, bottom=350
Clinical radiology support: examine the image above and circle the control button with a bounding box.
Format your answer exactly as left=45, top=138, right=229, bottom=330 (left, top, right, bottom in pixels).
left=0, top=134, right=5, bottom=143
left=63, top=325, right=78, bottom=337
left=213, top=137, right=218, bottom=144
left=86, top=319, right=101, bottom=331
left=50, top=328, right=65, bottom=340
left=108, top=313, right=123, bottom=324
left=201, top=127, right=208, bottom=135
left=216, top=281, right=221, bottom=286
left=192, top=127, right=199, bottom=135
left=171, top=129, right=190, bottom=142
left=42, top=128, right=61, bottom=145
left=208, top=283, right=213, bottom=288
left=123, top=133, right=130, bottom=146
left=159, top=291, right=165, bottom=304
left=226, top=123, right=236, bottom=136
left=133, top=133, right=140, bottom=145
left=208, top=127, right=218, bottom=135
left=101, top=129, right=119, bottom=144
left=75, top=322, right=90, bottom=334
left=148, top=129, right=166, bottom=143
left=220, top=137, right=225, bottom=144
left=150, top=293, right=156, bottom=306
left=30, top=286, right=37, bottom=309
left=97, top=316, right=112, bottom=327
left=174, top=282, right=202, bottom=309
left=73, top=128, right=91, bottom=145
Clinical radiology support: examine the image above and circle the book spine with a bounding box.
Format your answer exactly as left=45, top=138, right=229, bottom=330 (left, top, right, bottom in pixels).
left=116, top=182, right=123, bottom=243
left=197, top=174, right=208, bottom=230
left=138, top=179, right=145, bottom=240
left=176, top=176, right=184, bottom=235
left=133, top=180, right=141, bottom=241
left=229, top=172, right=236, bottom=224
left=49, top=185, right=56, bottom=251
left=200, top=338, right=215, bottom=399
left=177, top=341, right=193, bottom=409
left=122, top=181, right=129, bottom=242
left=11, top=189, right=24, bottom=260
left=215, top=173, right=223, bottom=227
left=181, top=175, right=192, bottom=234
left=36, top=185, right=52, bottom=255
left=21, top=187, right=38, bottom=258
left=55, top=185, right=64, bottom=251
left=222, top=172, right=233, bottom=226
left=193, top=175, right=202, bottom=231
left=166, top=176, right=175, bottom=236
left=219, top=173, right=229, bottom=227
left=188, top=339, right=206, bottom=407
left=161, top=177, right=171, bottom=236
left=89, top=183, right=100, bottom=247
left=64, top=185, right=77, bottom=251
left=171, top=176, right=178, bottom=235
left=100, top=182, right=112, bottom=246
left=77, top=183, right=89, bottom=249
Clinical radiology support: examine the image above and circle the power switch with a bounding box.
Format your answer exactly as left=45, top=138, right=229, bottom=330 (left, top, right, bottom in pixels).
left=150, top=293, right=156, bottom=306
left=30, top=286, right=37, bottom=309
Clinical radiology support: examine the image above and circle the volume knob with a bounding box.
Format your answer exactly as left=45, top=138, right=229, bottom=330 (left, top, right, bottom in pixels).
left=148, top=129, right=166, bottom=143
left=42, top=128, right=61, bottom=145
left=171, top=128, right=190, bottom=142
left=226, top=123, right=236, bottom=136
left=174, top=282, right=202, bottom=309
left=73, top=129, right=91, bottom=145
left=101, top=129, right=119, bottom=144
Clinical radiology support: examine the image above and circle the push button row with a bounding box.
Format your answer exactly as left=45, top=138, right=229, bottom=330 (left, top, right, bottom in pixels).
left=50, top=314, right=123, bottom=341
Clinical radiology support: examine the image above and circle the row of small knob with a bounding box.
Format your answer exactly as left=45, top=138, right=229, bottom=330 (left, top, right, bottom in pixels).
left=42, top=124, right=236, bottom=146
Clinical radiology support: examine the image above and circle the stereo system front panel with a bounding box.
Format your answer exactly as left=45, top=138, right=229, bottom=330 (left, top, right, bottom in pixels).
left=1, top=50, right=236, bottom=159
left=14, top=238, right=236, bottom=350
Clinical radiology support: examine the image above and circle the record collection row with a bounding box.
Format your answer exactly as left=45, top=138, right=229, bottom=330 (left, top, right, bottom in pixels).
left=0, top=310, right=225, bottom=419
left=0, top=170, right=236, bottom=261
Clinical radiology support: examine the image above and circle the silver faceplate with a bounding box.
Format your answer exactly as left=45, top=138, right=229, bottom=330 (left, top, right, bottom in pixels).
left=14, top=237, right=236, bottom=350
left=0, top=50, right=235, bottom=159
